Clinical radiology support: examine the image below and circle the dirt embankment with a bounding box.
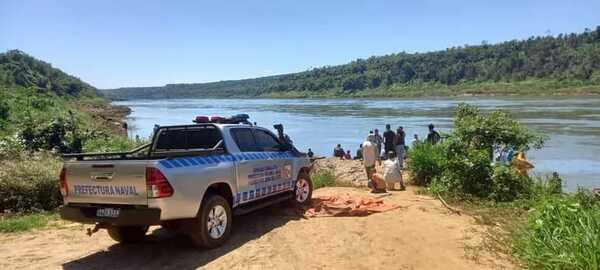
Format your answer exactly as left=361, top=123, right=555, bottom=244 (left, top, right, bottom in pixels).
left=0, top=159, right=516, bottom=270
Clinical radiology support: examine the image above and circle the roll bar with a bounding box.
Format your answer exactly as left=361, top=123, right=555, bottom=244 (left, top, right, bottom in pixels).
left=62, top=143, right=151, bottom=161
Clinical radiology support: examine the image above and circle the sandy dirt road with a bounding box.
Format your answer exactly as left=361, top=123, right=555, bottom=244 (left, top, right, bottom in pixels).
left=0, top=187, right=514, bottom=270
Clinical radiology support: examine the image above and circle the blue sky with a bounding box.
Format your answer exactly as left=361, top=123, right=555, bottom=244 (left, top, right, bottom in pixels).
left=1, top=0, right=599, bottom=89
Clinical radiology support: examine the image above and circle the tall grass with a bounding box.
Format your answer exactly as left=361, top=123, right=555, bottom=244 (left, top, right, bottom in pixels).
left=514, top=190, right=600, bottom=270
left=0, top=152, right=62, bottom=213
left=0, top=213, right=57, bottom=233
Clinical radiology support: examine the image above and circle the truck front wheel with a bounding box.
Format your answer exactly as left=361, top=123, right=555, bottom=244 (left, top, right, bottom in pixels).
left=107, top=225, right=148, bottom=244
left=189, top=194, right=232, bottom=248
left=292, top=172, right=313, bottom=205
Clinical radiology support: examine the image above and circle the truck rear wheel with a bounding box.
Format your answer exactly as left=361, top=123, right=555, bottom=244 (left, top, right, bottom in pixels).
left=107, top=225, right=148, bottom=244
left=188, top=194, right=232, bottom=248
left=292, top=172, right=313, bottom=206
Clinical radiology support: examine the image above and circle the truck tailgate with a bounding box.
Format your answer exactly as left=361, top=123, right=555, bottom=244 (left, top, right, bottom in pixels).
left=64, top=160, right=151, bottom=205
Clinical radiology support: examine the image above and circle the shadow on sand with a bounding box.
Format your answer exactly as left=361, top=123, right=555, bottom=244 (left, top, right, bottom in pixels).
left=62, top=205, right=302, bottom=270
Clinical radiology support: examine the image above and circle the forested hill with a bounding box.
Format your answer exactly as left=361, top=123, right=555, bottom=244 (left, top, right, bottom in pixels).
left=0, top=50, right=99, bottom=98
left=0, top=50, right=133, bottom=156
left=104, top=26, right=600, bottom=99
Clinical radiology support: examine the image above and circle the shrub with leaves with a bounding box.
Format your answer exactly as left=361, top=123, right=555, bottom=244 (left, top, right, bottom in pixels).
left=407, top=142, right=446, bottom=185
left=0, top=99, right=9, bottom=130
left=454, top=103, right=545, bottom=156
left=440, top=136, right=493, bottom=197
left=0, top=152, right=62, bottom=212
left=409, top=103, right=546, bottom=201
left=490, top=165, right=532, bottom=202
left=83, top=134, right=146, bottom=153
left=0, top=133, right=26, bottom=160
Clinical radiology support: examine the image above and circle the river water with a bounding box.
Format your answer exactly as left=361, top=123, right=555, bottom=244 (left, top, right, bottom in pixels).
left=114, top=97, right=600, bottom=192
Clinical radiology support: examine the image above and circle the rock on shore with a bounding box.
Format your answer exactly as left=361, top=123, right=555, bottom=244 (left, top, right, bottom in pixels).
left=312, top=157, right=370, bottom=187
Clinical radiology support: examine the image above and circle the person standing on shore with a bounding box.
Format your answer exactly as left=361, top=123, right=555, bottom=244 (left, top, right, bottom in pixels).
left=512, top=151, right=534, bottom=177
left=374, top=128, right=383, bottom=160
left=395, top=126, right=406, bottom=165
left=426, top=124, right=441, bottom=145
left=307, top=148, right=314, bottom=158
left=362, top=135, right=378, bottom=189
left=383, top=124, right=396, bottom=155
left=411, top=134, right=420, bottom=147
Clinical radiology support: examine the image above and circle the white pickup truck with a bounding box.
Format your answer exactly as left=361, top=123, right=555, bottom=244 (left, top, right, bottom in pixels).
left=59, top=116, right=313, bottom=248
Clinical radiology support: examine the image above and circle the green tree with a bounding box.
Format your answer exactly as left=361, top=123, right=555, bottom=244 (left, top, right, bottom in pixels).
left=453, top=103, right=545, bottom=158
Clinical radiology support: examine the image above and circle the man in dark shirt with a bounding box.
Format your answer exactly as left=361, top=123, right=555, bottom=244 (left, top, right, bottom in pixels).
left=396, top=126, right=406, bottom=146
left=355, top=144, right=363, bottom=160
left=426, top=124, right=441, bottom=145
left=395, top=126, right=407, bottom=165
left=333, top=144, right=345, bottom=158
left=307, top=148, right=314, bottom=158
left=374, top=129, right=383, bottom=160
left=383, top=124, right=396, bottom=155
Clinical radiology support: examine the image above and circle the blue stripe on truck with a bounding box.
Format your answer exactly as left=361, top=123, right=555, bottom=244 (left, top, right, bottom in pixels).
left=157, top=151, right=294, bottom=170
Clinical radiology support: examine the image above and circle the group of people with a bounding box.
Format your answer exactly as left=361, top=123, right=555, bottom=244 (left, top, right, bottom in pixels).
left=311, top=123, right=441, bottom=193
left=359, top=123, right=441, bottom=193
left=328, top=124, right=441, bottom=161
left=332, top=144, right=353, bottom=160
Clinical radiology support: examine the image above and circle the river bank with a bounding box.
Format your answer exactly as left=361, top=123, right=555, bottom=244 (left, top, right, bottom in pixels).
left=103, top=79, right=600, bottom=100
left=77, top=101, right=131, bottom=136
left=262, top=80, right=600, bottom=99
left=0, top=185, right=516, bottom=270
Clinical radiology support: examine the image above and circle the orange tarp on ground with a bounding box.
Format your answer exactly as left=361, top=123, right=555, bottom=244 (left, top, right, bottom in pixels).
left=303, top=194, right=400, bottom=217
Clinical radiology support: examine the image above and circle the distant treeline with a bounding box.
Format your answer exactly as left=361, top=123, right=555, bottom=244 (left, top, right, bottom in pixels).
left=0, top=50, right=98, bottom=97
left=104, top=26, right=600, bottom=99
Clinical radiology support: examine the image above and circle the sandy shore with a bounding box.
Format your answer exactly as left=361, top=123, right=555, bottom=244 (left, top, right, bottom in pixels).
left=0, top=186, right=515, bottom=270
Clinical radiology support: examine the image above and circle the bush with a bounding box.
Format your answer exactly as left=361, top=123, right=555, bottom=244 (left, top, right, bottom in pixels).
left=407, top=142, right=445, bottom=185
left=0, top=153, right=62, bottom=212
left=311, top=169, right=336, bottom=189
left=440, top=137, right=493, bottom=197
left=412, top=104, right=545, bottom=202
left=490, top=165, right=532, bottom=202
left=453, top=103, right=545, bottom=155
left=0, top=134, right=26, bottom=160
left=514, top=191, right=600, bottom=270
left=0, top=99, right=9, bottom=130
left=83, top=134, right=145, bottom=153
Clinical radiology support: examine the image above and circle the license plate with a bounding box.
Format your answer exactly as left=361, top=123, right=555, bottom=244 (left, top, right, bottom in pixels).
left=96, top=208, right=120, bottom=218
